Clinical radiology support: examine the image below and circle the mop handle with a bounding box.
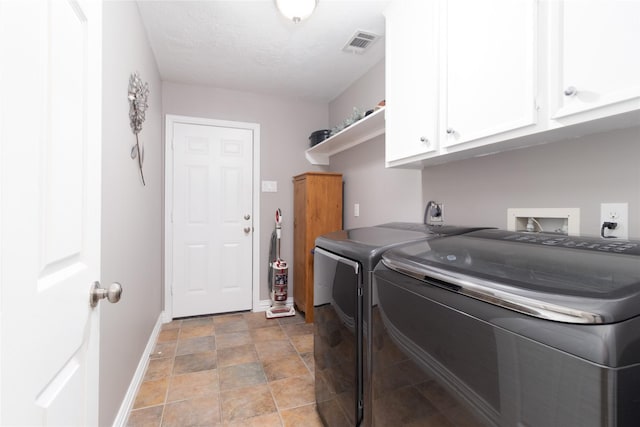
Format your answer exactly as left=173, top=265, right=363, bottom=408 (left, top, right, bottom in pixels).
left=275, top=208, right=282, bottom=239
left=275, top=208, right=282, bottom=258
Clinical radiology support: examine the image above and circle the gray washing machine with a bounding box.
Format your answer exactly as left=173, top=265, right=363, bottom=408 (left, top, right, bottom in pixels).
left=373, top=229, right=640, bottom=426
left=313, top=223, right=486, bottom=426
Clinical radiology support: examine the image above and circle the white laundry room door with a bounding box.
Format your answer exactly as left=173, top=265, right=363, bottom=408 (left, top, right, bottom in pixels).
left=0, top=0, right=106, bottom=425
left=170, top=120, right=255, bottom=318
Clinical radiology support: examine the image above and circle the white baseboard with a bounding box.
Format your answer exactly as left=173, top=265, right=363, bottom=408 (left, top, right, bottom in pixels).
left=254, top=297, right=294, bottom=312
left=112, top=312, right=165, bottom=427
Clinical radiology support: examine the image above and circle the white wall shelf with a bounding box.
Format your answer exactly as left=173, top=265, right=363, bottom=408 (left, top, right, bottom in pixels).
left=305, top=107, right=385, bottom=165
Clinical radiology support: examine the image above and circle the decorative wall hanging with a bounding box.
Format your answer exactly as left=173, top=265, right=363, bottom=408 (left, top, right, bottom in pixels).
left=127, top=72, right=149, bottom=186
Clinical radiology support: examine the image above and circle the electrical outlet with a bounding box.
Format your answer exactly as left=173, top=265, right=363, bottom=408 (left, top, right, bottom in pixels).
left=600, top=203, right=628, bottom=239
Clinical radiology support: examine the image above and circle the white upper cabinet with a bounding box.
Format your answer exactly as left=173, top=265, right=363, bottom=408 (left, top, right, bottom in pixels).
left=548, top=0, right=640, bottom=124
left=384, top=0, right=640, bottom=168
left=443, top=0, right=538, bottom=149
left=385, top=0, right=439, bottom=166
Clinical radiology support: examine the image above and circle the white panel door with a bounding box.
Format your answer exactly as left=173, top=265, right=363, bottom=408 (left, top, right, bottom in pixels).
left=172, top=123, right=253, bottom=317
left=0, top=0, right=102, bottom=425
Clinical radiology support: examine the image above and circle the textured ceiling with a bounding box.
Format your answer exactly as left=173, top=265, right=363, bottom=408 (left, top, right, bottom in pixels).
left=136, top=0, right=389, bottom=102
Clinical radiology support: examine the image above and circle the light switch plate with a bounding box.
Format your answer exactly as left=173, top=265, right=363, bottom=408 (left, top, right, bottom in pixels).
left=261, top=180, right=277, bottom=192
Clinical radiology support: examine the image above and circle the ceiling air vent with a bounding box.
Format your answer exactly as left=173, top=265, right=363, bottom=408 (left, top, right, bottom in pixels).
left=342, top=30, right=380, bottom=54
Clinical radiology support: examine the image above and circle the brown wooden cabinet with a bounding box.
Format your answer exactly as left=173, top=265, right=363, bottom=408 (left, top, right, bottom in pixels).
left=293, top=172, right=343, bottom=323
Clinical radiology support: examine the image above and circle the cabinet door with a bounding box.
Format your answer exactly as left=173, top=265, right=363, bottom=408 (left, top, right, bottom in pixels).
left=385, top=0, right=439, bottom=165
left=548, top=0, right=640, bottom=122
left=444, top=0, right=537, bottom=148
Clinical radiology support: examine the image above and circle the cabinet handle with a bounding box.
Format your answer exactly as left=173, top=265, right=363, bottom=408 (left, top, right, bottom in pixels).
left=564, top=86, right=578, bottom=97
left=446, top=128, right=455, bottom=135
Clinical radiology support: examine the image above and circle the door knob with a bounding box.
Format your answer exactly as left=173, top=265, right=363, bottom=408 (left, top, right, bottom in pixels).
left=244, top=214, right=251, bottom=220
left=90, top=281, right=122, bottom=308
left=244, top=227, right=251, bottom=233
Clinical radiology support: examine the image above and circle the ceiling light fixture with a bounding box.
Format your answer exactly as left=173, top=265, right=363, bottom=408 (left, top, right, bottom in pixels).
left=275, top=0, right=318, bottom=23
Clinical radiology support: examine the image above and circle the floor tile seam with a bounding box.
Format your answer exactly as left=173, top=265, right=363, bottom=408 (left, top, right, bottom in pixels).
left=176, top=330, right=217, bottom=339
left=280, top=401, right=317, bottom=413
left=164, top=372, right=221, bottom=404
left=267, top=373, right=315, bottom=413
left=301, top=356, right=314, bottom=377
left=289, top=336, right=314, bottom=377
left=219, top=387, right=278, bottom=424
left=129, top=400, right=166, bottom=413
left=143, top=322, right=182, bottom=425
left=265, top=378, right=287, bottom=426
left=174, top=348, right=218, bottom=362
left=208, top=357, right=223, bottom=419
left=217, top=386, right=224, bottom=427
left=159, top=402, right=167, bottom=427
left=161, top=363, right=172, bottom=409
left=177, top=333, right=217, bottom=342
left=247, top=324, right=286, bottom=337
left=275, top=409, right=286, bottom=426
left=218, top=375, right=269, bottom=393
left=263, top=350, right=309, bottom=375
left=156, top=356, right=176, bottom=382
left=217, top=351, right=260, bottom=369
left=218, top=359, right=269, bottom=392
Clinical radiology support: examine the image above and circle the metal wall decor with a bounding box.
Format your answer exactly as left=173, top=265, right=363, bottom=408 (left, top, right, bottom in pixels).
left=127, top=72, right=149, bottom=185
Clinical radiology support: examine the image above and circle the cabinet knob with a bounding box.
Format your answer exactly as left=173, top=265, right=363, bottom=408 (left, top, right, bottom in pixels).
left=420, top=136, right=429, bottom=144
left=564, top=86, right=578, bottom=97
left=446, top=128, right=455, bottom=135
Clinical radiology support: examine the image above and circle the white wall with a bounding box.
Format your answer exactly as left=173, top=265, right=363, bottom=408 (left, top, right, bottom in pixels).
left=328, top=59, right=423, bottom=228
left=422, top=126, right=640, bottom=238
left=162, top=82, right=328, bottom=300
left=101, top=2, right=163, bottom=426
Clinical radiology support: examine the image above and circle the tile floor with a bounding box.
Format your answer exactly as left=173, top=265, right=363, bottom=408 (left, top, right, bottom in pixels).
left=126, top=311, right=323, bottom=427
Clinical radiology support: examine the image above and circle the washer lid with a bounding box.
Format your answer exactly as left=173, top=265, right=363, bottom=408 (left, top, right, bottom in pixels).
left=381, top=229, right=640, bottom=324
left=315, top=224, right=486, bottom=271
left=315, top=226, right=431, bottom=271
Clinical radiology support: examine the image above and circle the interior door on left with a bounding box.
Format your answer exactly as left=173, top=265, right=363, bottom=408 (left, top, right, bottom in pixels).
left=0, top=0, right=103, bottom=425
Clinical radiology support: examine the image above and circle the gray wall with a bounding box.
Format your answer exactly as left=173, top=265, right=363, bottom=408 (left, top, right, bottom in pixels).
left=329, top=59, right=386, bottom=129
left=101, top=2, right=163, bottom=425
left=162, top=82, right=328, bottom=300
left=422, top=126, right=640, bottom=238
left=328, top=59, right=423, bottom=228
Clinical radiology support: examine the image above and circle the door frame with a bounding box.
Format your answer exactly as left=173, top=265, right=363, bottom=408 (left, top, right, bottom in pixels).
left=164, top=115, right=260, bottom=321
